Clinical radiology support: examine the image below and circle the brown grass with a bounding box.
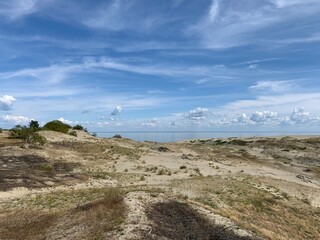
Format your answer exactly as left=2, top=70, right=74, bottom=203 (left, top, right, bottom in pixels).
left=171, top=175, right=320, bottom=240
left=0, top=188, right=127, bottom=239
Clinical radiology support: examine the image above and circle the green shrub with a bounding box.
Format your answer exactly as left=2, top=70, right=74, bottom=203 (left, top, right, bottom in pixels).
left=69, top=131, right=77, bottom=137
left=229, top=139, right=247, bottom=146
left=43, top=120, right=71, bottom=134
left=72, top=124, right=84, bottom=131
left=140, top=175, right=145, bottom=181
left=10, top=123, right=46, bottom=145
left=157, top=169, right=165, bottom=175
left=29, top=120, right=40, bottom=130
left=112, top=134, right=122, bottom=138
left=31, top=132, right=46, bottom=145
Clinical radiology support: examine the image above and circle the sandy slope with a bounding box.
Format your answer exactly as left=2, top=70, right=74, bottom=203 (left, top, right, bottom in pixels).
left=0, top=130, right=319, bottom=239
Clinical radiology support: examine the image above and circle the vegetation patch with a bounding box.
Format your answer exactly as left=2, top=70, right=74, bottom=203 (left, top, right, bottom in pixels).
left=145, top=200, right=253, bottom=240
left=0, top=188, right=126, bottom=239
left=43, top=120, right=71, bottom=134
left=0, top=155, right=84, bottom=191
left=172, top=176, right=320, bottom=240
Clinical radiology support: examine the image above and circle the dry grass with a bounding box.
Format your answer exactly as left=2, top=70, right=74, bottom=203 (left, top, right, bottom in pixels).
left=0, top=188, right=127, bottom=239
left=171, top=175, right=320, bottom=240
left=0, top=155, right=85, bottom=191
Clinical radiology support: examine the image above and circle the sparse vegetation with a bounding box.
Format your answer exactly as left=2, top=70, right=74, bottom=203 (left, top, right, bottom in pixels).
left=1, top=130, right=320, bottom=239
left=0, top=188, right=126, bottom=240
left=68, top=130, right=77, bottom=137
left=10, top=121, right=46, bottom=145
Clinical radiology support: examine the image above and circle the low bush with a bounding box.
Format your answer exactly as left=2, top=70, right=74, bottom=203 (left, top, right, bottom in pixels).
left=112, top=134, right=122, bottom=138
left=43, top=120, right=71, bottom=134
left=72, top=124, right=85, bottom=131
left=69, top=131, right=77, bottom=137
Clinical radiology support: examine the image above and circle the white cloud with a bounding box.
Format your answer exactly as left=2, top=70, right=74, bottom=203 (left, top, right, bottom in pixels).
left=182, top=107, right=210, bottom=121
left=0, top=57, right=219, bottom=83
left=191, top=0, right=320, bottom=48
left=250, top=81, right=294, bottom=93
left=111, top=105, right=122, bottom=115
left=141, top=119, right=160, bottom=127
left=1, top=115, right=30, bottom=124
left=82, top=0, right=170, bottom=32
left=290, top=108, right=310, bottom=123
left=208, top=0, right=219, bottom=23
left=248, top=64, right=258, bottom=69
left=225, top=93, right=320, bottom=113
left=0, top=0, right=39, bottom=20
left=250, top=111, right=278, bottom=123
left=0, top=95, right=16, bottom=111
left=169, top=121, right=179, bottom=127
left=271, top=0, right=320, bottom=8
left=236, top=113, right=254, bottom=125
left=57, top=117, right=73, bottom=125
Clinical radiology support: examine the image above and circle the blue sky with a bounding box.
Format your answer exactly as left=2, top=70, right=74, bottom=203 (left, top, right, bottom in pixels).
left=1, top=0, right=320, bottom=131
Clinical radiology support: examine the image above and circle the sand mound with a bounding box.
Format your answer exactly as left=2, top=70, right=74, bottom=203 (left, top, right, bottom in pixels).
left=39, top=130, right=97, bottom=143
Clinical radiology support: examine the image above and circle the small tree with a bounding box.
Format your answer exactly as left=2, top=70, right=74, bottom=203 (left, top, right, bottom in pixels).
left=10, top=121, right=46, bottom=145
left=29, top=120, right=40, bottom=130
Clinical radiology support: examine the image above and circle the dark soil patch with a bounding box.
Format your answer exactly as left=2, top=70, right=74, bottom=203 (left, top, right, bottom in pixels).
left=145, top=200, right=255, bottom=240
left=0, top=155, right=85, bottom=191
left=157, top=146, right=171, bottom=152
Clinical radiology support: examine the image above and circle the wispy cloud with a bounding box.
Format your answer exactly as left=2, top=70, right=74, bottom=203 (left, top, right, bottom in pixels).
left=190, top=0, right=320, bottom=48
left=0, top=0, right=39, bottom=20
left=81, top=0, right=176, bottom=32
left=271, top=0, right=320, bottom=8
left=249, top=80, right=296, bottom=93
left=224, top=93, right=320, bottom=113
left=0, top=57, right=235, bottom=82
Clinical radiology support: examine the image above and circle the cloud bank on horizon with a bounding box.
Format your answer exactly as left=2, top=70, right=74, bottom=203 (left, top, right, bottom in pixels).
left=0, top=0, right=320, bottom=131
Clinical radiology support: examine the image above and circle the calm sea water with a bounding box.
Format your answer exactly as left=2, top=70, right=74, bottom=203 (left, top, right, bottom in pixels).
left=95, top=131, right=319, bottom=143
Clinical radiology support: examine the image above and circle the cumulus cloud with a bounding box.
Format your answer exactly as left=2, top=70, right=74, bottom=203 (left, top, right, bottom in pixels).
left=182, top=107, right=210, bottom=121
left=289, top=108, right=310, bottom=123
left=236, top=113, right=254, bottom=125
left=250, top=111, right=278, bottom=123
left=58, top=117, right=73, bottom=125
left=1, top=115, right=30, bottom=124
left=169, top=121, right=179, bottom=127
left=0, top=95, right=16, bottom=111
left=111, top=105, right=122, bottom=115
left=141, top=119, right=160, bottom=127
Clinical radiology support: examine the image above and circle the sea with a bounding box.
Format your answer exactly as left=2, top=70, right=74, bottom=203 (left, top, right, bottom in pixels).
left=94, top=131, right=320, bottom=143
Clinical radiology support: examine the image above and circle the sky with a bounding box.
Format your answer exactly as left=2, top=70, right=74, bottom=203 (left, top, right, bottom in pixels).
left=1, top=0, right=320, bottom=131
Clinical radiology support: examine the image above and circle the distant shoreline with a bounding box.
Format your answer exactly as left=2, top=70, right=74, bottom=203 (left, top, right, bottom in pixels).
left=95, top=131, right=320, bottom=143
